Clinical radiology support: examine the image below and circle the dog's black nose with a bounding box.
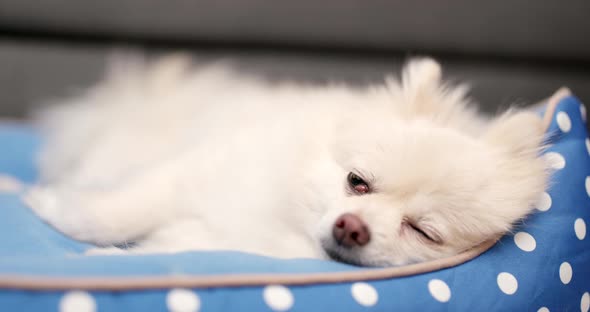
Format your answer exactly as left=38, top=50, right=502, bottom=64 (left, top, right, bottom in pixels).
left=332, top=213, right=370, bottom=248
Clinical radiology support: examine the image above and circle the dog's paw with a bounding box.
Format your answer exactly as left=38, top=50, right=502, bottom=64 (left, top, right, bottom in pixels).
left=23, top=186, right=104, bottom=243
left=23, top=186, right=61, bottom=222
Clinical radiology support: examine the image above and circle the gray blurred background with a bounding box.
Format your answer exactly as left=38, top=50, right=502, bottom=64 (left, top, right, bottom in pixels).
left=0, top=0, right=589, bottom=118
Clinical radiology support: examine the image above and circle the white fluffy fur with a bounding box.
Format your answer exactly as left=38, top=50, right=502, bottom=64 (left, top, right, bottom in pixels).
left=25, top=56, right=548, bottom=267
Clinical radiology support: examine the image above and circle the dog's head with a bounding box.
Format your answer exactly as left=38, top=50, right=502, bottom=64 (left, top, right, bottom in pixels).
left=314, top=59, right=548, bottom=267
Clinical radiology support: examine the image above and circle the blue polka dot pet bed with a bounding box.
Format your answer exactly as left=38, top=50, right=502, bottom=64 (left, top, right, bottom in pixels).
left=0, top=89, right=588, bottom=312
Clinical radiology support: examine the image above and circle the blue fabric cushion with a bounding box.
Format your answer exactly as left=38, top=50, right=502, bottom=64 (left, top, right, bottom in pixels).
left=0, top=95, right=588, bottom=311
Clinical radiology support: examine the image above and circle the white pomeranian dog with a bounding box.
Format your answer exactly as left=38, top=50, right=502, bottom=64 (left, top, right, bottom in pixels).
left=25, top=56, right=548, bottom=267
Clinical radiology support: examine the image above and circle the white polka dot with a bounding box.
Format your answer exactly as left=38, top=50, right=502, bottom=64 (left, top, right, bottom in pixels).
left=537, top=307, right=549, bottom=312
left=59, top=291, right=96, bottom=312
left=428, top=279, right=451, bottom=303
left=514, top=232, right=536, bottom=252
left=559, top=262, right=573, bottom=284
left=582, top=292, right=590, bottom=312
left=263, top=285, right=294, bottom=311
left=581, top=104, right=587, bottom=122
left=497, top=272, right=518, bottom=295
left=166, top=288, right=200, bottom=312
left=0, top=174, right=23, bottom=193
left=586, top=177, right=590, bottom=197
left=557, top=111, right=572, bottom=132
left=351, top=282, right=379, bottom=307
left=575, top=218, right=587, bottom=240
left=544, top=152, right=566, bottom=170
left=586, top=139, right=590, bottom=157
left=536, top=192, right=552, bottom=212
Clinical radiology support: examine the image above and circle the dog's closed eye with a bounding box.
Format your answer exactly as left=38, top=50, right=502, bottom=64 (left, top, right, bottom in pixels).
left=402, top=220, right=443, bottom=245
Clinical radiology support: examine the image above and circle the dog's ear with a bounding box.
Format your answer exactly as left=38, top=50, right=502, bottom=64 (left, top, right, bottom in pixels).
left=391, top=58, right=472, bottom=122
left=483, top=111, right=546, bottom=156
left=401, top=58, right=442, bottom=94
